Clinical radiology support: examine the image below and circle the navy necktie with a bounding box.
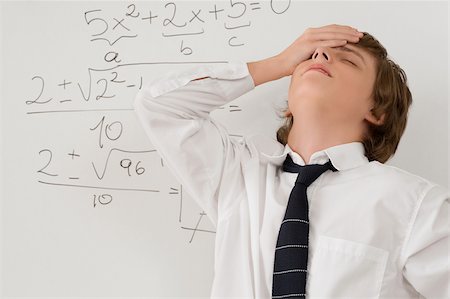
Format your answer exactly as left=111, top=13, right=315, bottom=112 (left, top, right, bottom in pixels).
left=272, top=154, right=338, bottom=299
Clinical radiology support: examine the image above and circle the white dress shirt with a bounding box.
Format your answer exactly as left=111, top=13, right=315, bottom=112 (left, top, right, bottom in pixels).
left=133, top=61, right=449, bottom=299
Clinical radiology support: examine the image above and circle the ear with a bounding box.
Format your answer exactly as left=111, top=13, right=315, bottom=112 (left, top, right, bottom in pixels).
left=365, top=109, right=385, bottom=126
left=285, top=108, right=292, bottom=117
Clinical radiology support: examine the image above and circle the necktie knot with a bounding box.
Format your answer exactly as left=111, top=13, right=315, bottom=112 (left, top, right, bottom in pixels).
left=283, top=154, right=338, bottom=187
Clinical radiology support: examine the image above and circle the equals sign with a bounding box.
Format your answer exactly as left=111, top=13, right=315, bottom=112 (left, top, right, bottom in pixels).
left=169, top=187, right=179, bottom=195
left=229, top=105, right=241, bottom=112
left=249, top=2, right=261, bottom=10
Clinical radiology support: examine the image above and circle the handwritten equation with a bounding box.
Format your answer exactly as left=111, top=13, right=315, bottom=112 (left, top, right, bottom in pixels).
left=26, top=1, right=292, bottom=243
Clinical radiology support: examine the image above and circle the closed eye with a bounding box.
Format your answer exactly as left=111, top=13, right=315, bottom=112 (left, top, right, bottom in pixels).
left=344, top=59, right=356, bottom=66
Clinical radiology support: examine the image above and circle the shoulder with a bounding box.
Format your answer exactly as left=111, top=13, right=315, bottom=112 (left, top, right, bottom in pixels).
left=229, top=133, right=285, bottom=165
left=243, top=133, right=285, bottom=157
left=368, top=160, right=446, bottom=195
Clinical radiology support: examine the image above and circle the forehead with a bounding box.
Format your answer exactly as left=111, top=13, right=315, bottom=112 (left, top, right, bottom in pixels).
left=337, top=44, right=364, bottom=58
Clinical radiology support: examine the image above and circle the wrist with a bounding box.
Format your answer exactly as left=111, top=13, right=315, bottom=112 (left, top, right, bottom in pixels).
left=247, top=56, right=288, bottom=87
left=271, top=54, right=292, bottom=78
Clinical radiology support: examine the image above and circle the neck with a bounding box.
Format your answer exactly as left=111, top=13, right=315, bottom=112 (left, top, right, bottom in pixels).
left=287, top=115, right=363, bottom=164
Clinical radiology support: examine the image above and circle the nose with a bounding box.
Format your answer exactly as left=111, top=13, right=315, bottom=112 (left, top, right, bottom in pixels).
left=311, top=47, right=331, bottom=62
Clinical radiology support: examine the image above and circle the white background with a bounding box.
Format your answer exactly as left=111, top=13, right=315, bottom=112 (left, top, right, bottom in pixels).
left=1, top=1, right=448, bottom=298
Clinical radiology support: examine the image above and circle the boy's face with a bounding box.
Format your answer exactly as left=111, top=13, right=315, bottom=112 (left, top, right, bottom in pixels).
left=287, top=44, right=379, bottom=133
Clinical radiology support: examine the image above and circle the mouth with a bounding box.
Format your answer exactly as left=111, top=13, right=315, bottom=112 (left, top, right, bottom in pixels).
left=304, top=64, right=332, bottom=77
left=306, top=68, right=331, bottom=77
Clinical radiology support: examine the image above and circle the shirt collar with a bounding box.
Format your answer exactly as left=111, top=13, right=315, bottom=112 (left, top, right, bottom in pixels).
left=260, top=141, right=369, bottom=171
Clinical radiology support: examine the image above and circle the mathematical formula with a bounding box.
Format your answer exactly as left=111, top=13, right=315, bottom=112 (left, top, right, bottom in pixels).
left=26, top=1, right=292, bottom=242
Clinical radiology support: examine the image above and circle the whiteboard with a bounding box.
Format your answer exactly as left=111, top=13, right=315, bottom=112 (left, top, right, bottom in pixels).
left=1, top=1, right=448, bottom=297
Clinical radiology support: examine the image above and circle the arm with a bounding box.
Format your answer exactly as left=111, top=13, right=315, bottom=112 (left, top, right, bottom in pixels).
left=133, top=61, right=256, bottom=227
left=401, top=184, right=450, bottom=298
left=191, top=55, right=288, bottom=86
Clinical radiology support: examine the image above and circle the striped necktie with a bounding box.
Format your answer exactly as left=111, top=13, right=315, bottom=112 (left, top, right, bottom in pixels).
left=272, top=153, right=338, bottom=299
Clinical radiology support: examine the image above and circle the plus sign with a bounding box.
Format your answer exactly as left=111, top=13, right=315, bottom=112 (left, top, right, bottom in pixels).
left=58, top=79, right=72, bottom=89
left=142, top=10, right=158, bottom=24
left=68, top=149, right=80, bottom=159
left=209, top=4, right=225, bottom=20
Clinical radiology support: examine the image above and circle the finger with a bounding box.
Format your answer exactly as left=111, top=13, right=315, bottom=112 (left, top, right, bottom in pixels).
left=318, top=39, right=348, bottom=48
left=319, top=29, right=362, bottom=37
left=317, top=24, right=357, bottom=31
left=312, top=32, right=361, bottom=42
left=316, top=24, right=360, bottom=36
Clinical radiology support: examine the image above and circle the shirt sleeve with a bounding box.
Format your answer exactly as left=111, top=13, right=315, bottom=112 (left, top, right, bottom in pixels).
left=132, top=61, right=256, bottom=228
left=401, top=183, right=450, bottom=298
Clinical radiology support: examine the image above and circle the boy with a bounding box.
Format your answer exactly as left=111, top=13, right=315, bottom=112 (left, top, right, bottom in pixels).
left=133, top=24, right=449, bottom=298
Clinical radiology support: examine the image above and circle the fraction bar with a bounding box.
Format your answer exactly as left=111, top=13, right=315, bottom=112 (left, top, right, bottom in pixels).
left=38, top=180, right=159, bottom=192
left=27, top=108, right=134, bottom=114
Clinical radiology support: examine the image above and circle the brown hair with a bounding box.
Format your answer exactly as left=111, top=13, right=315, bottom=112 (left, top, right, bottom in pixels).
left=274, top=32, right=413, bottom=164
